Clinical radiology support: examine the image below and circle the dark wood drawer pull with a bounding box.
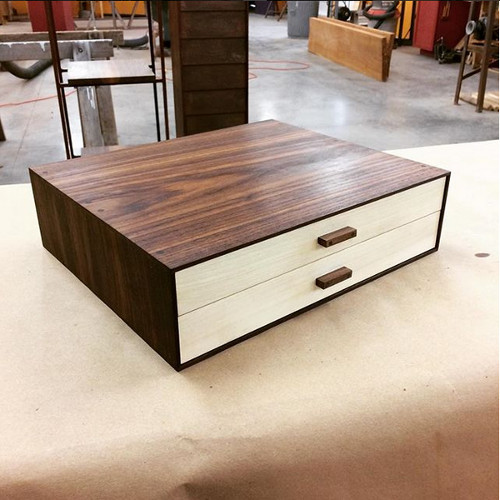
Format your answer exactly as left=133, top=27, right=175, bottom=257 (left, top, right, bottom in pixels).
left=318, top=226, right=357, bottom=248
left=316, top=266, right=352, bottom=290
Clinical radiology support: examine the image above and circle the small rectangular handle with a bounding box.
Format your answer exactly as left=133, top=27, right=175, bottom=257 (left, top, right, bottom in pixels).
left=316, top=266, right=352, bottom=290
left=318, top=226, right=357, bottom=248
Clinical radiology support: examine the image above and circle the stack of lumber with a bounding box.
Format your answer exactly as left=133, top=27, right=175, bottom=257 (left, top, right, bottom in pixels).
left=308, top=17, right=394, bottom=82
left=460, top=91, right=499, bottom=111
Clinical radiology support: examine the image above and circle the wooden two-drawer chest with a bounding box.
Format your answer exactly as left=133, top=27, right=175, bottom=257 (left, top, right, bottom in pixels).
left=30, top=120, right=450, bottom=370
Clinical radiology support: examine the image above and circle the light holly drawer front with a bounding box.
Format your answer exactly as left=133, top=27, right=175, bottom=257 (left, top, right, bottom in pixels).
left=178, top=211, right=441, bottom=363
left=176, top=178, right=446, bottom=315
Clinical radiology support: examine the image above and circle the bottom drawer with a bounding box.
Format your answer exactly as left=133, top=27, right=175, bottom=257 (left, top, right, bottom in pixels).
left=178, top=212, right=441, bottom=363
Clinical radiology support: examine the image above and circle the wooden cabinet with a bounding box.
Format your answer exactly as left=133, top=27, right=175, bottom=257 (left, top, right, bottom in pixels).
left=169, top=1, right=248, bottom=136
left=30, top=121, right=449, bottom=370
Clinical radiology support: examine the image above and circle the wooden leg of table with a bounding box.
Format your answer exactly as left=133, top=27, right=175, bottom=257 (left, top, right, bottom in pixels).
left=110, top=0, right=116, bottom=29
left=96, top=86, right=118, bottom=146
left=278, top=1, right=287, bottom=21
left=454, top=1, right=475, bottom=105
left=475, top=0, right=496, bottom=113
left=128, top=0, right=139, bottom=28
left=265, top=1, right=274, bottom=18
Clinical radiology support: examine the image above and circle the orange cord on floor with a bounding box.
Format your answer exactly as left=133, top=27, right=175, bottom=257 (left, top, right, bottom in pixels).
left=0, top=89, right=77, bottom=108
left=248, top=58, right=310, bottom=79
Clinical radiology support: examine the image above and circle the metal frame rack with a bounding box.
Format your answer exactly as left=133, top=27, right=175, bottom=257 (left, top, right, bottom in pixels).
left=454, top=0, right=499, bottom=113
left=44, top=0, right=169, bottom=159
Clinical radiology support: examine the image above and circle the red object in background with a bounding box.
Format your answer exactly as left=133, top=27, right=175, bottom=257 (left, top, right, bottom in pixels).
left=27, top=1, right=74, bottom=32
left=413, top=0, right=477, bottom=53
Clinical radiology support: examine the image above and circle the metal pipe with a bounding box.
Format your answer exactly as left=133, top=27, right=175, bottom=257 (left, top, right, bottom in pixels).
left=1, top=60, right=52, bottom=79
left=146, top=0, right=161, bottom=141
left=454, top=0, right=475, bottom=106
left=120, top=34, right=149, bottom=48
left=44, top=0, right=73, bottom=159
left=156, top=0, right=169, bottom=140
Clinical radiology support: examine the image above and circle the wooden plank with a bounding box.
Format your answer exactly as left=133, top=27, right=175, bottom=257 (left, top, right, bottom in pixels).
left=182, top=64, right=247, bottom=91
left=175, top=178, right=446, bottom=314
left=308, top=17, right=393, bottom=81
left=73, top=41, right=118, bottom=148
left=319, top=16, right=392, bottom=40
left=460, top=91, right=499, bottom=111
left=29, top=120, right=449, bottom=271
left=75, top=37, right=117, bottom=146
left=66, top=60, right=155, bottom=86
left=0, top=39, right=113, bottom=61
left=181, top=39, right=247, bottom=65
left=77, top=87, right=105, bottom=148
left=180, top=11, right=248, bottom=39
left=184, top=89, right=247, bottom=115
left=74, top=42, right=104, bottom=149
left=178, top=212, right=441, bottom=363
left=317, top=18, right=394, bottom=80
left=0, top=30, right=124, bottom=45
left=77, top=82, right=119, bottom=146
left=96, top=86, right=118, bottom=145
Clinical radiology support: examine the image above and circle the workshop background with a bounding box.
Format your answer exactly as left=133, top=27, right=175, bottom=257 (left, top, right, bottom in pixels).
left=0, top=0, right=498, bottom=183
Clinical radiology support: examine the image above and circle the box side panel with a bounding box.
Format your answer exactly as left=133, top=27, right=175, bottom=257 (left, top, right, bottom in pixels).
left=30, top=170, right=180, bottom=370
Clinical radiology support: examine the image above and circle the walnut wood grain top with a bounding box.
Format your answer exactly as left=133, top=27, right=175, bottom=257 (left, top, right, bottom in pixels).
left=30, top=120, right=449, bottom=270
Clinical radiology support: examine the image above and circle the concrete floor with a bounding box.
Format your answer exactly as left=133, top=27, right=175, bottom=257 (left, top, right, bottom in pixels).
left=0, top=12, right=498, bottom=184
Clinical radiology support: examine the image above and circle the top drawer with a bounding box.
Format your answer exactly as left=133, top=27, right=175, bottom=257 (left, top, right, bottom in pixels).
left=176, top=177, right=446, bottom=315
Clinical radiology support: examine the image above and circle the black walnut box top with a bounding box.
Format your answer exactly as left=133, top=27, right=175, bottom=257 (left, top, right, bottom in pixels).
left=30, top=120, right=448, bottom=270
